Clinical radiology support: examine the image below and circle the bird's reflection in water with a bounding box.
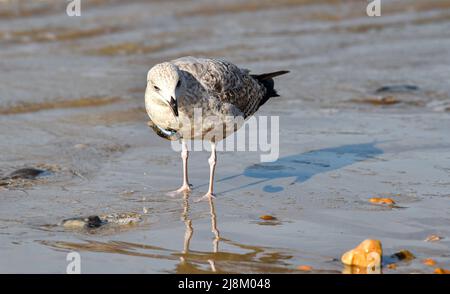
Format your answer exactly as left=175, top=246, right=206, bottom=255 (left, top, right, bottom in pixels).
left=41, top=195, right=312, bottom=273
left=208, top=195, right=220, bottom=272
left=177, top=192, right=220, bottom=273
left=181, top=193, right=193, bottom=255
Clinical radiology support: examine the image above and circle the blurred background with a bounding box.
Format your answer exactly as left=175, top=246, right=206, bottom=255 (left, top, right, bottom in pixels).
left=0, top=0, right=449, bottom=274
left=1, top=0, right=449, bottom=110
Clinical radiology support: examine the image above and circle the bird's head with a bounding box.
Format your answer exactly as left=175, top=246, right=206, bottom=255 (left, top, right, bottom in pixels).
left=146, top=62, right=183, bottom=117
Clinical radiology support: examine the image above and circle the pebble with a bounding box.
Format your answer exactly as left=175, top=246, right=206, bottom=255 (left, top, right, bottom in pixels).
left=341, top=239, right=382, bottom=268
left=297, top=265, right=313, bottom=272
left=434, top=268, right=450, bottom=274
left=7, top=168, right=47, bottom=180
left=375, top=85, right=419, bottom=93
left=259, top=215, right=277, bottom=221
left=422, top=258, right=436, bottom=267
left=387, top=263, right=397, bottom=270
left=425, top=234, right=443, bottom=242
left=391, top=250, right=415, bottom=261
left=62, top=212, right=142, bottom=230
left=369, top=197, right=395, bottom=205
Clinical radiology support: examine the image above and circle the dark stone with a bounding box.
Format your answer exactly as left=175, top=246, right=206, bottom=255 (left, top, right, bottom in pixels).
left=7, top=168, right=47, bottom=180
left=391, top=250, right=415, bottom=261
left=375, top=85, right=419, bottom=93
left=86, top=216, right=104, bottom=228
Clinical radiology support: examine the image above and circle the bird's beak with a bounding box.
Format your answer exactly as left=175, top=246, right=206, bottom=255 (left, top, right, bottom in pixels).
left=169, top=96, right=178, bottom=117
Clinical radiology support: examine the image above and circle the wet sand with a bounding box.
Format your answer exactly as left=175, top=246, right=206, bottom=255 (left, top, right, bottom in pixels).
left=1, top=0, right=450, bottom=273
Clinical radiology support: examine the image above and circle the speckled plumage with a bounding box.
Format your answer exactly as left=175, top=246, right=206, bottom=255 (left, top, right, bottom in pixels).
left=144, top=56, right=288, bottom=198
left=145, top=56, right=287, bottom=142
left=173, top=57, right=267, bottom=117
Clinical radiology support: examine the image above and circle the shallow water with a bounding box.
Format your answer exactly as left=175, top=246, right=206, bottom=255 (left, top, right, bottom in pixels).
left=1, top=0, right=450, bottom=273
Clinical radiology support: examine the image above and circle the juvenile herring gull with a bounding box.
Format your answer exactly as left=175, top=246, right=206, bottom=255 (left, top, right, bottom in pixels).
left=145, top=56, right=288, bottom=200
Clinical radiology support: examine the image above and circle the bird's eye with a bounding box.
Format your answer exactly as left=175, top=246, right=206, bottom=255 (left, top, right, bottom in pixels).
left=176, top=80, right=181, bottom=88
left=153, top=85, right=160, bottom=91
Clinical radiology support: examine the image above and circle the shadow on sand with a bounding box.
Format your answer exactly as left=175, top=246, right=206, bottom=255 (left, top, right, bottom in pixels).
left=219, top=142, right=383, bottom=193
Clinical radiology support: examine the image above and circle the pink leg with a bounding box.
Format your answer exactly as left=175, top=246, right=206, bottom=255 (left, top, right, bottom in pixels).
left=196, top=142, right=217, bottom=201
left=168, top=141, right=192, bottom=196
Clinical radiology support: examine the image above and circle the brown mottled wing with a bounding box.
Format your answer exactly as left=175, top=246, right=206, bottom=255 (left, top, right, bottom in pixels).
left=171, top=57, right=266, bottom=117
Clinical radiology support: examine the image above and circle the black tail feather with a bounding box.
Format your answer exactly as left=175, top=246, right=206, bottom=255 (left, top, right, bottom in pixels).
left=251, top=70, right=289, bottom=109
left=252, top=70, right=290, bottom=81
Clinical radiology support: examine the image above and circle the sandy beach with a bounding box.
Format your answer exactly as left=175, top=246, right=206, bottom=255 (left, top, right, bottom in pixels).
left=1, top=0, right=450, bottom=273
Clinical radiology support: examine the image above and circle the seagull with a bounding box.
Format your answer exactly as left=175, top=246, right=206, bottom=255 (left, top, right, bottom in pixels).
left=145, top=56, right=288, bottom=200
